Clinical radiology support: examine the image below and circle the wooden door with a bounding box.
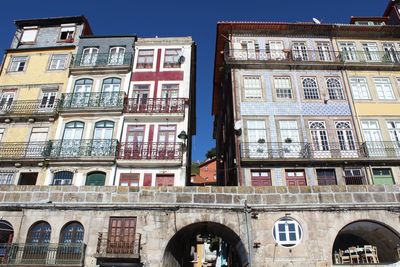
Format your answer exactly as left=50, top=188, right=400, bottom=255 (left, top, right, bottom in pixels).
left=285, top=170, right=306, bottom=186
left=156, top=174, right=174, bottom=186
left=107, top=217, right=137, bottom=254
left=251, top=170, right=272, bottom=186
left=316, top=169, right=337, bottom=185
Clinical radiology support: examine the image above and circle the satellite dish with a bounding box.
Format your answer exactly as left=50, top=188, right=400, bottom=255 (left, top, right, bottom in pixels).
left=312, top=18, right=321, bottom=24
left=178, top=55, right=185, bottom=64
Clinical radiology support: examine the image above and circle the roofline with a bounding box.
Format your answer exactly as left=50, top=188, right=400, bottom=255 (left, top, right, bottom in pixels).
left=5, top=46, right=76, bottom=53
left=383, top=0, right=399, bottom=16
left=349, top=16, right=389, bottom=24
left=198, top=157, right=217, bottom=168
left=80, top=35, right=137, bottom=40
left=15, top=15, right=88, bottom=27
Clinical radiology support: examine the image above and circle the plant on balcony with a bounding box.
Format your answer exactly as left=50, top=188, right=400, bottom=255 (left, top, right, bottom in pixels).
left=284, top=137, right=293, bottom=143
left=257, top=138, right=265, bottom=144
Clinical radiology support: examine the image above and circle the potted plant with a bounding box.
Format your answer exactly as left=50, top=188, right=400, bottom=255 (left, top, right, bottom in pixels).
left=257, top=138, right=265, bottom=144
left=284, top=137, right=293, bottom=143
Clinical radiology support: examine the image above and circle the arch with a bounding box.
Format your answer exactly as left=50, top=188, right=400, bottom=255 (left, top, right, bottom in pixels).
left=59, top=221, right=84, bottom=244
left=26, top=221, right=51, bottom=244
left=0, top=220, right=14, bottom=244
left=326, top=77, right=344, bottom=100
left=85, top=171, right=106, bottom=186
left=332, top=220, right=400, bottom=264
left=101, top=77, right=121, bottom=91
left=163, top=221, right=249, bottom=267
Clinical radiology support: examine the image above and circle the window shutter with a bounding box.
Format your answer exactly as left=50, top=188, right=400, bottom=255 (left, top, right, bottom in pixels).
left=143, top=174, right=152, bottom=186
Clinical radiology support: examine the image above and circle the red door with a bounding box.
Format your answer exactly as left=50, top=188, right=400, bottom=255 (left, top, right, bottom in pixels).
left=156, top=174, right=174, bottom=186
left=107, top=217, right=137, bottom=254
left=251, top=170, right=272, bottom=186
left=285, top=170, right=306, bottom=186
left=157, top=125, right=176, bottom=159
left=125, top=126, right=145, bottom=159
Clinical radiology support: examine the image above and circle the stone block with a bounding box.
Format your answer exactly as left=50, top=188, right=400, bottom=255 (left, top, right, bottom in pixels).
left=372, top=193, right=396, bottom=203
left=215, top=194, right=233, bottom=204
left=223, top=187, right=238, bottom=194
left=280, top=194, right=298, bottom=204
left=197, top=187, right=211, bottom=193
left=299, top=186, right=312, bottom=193
left=32, top=192, right=49, bottom=202
left=61, top=186, right=79, bottom=192
left=331, top=185, right=347, bottom=192
left=346, top=185, right=367, bottom=192
left=299, top=194, right=319, bottom=203
left=246, top=194, right=262, bottom=204
left=128, top=192, right=139, bottom=202
left=85, top=193, right=104, bottom=202
left=129, top=187, right=140, bottom=192
left=334, top=193, right=353, bottom=203
left=262, top=194, right=281, bottom=204
left=317, top=193, right=334, bottom=204
left=255, top=187, right=276, bottom=194
left=5, top=193, right=20, bottom=202
left=167, top=187, right=183, bottom=193
left=117, top=187, right=129, bottom=193
left=49, top=192, right=63, bottom=202
left=233, top=194, right=246, bottom=204
left=63, top=193, right=85, bottom=203
left=176, top=194, right=192, bottom=203
left=139, top=191, right=155, bottom=202
left=312, top=186, right=332, bottom=193
left=288, top=186, right=300, bottom=194
left=194, top=194, right=215, bottom=204
left=275, top=186, right=288, bottom=194
left=238, top=187, right=254, bottom=194
left=367, top=185, right=386, bottom=192
left=396, top=193, right=400, bottom=202
left=211, top=187, right=223, bottom=193
left=155, top=193, right=175, bottom=203
left=352, top=193, right=373, bottom=203
left=0, top=193, right=5, bottom=202
left=112, top=194, right=128, bottom=202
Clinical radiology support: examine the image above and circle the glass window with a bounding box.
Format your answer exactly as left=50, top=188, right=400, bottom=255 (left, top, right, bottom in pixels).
left=53, top=171, right=73, bottom=185
left=274, top=77, right=292, bottom=99
left=9, top=56, right=28, bottom=72
left=292, top=42, right=308, bottom=61
left=156, top=174, right=175, bottom=186
left=272, top=218, right=302, bottom=247
left=243, top=76, right=262, bottom=99
left=26, top=221, right=51, bottom=244
left=86, top=172, right=106, bottom=186
left=59, top=222, right=84, bottom=244
left=164, top=49, right=182, bottom=68
left=339, top=42, right=357, bottom=61
left=0, top=172, right=14, bottom=185
left=316, top=42, right=332, bottom=61
left=81, top=47, right=98, bottom=66
left=108, top=47, right=125, bottom=65
left=119, top=173, right=139, bottom=186
left=374, top=78, right=395, bottom=100
left=335, top=121, right=355, bottom=151
left=302, top=77, right=319, bottom=99
left=21, top=27, right=38, bottom=43
left=326, top=77, right=344, bottom=100
left=0, top=128, right=4, bottom=141
left=309, top=121, right=329, bottom=151
left=362, top=43, right=379, bottom=62
left=49, top=54, right=68, bottom=70
left=136, top=49, right=154, bottom=69
left=59, top=26, right=75, bottom=41
left=349, top=77, right=370, bottom=100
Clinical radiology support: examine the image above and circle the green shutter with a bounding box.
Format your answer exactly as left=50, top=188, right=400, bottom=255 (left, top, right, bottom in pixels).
left=86, top=172, right=106, bottom=186
left=372, top=169, right=394, bottom=185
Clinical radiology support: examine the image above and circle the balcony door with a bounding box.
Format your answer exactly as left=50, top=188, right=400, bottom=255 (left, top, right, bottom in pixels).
left=292, top=42, right=308, bottom=61
left=71, top=79, right=92, bottom=108
left=161, top=84, right=179, bottom=112
left=27, top=127, right=48, bottom=157
left=309, top=121, right=330, bottom=158
left=60, top=122, right=84, bottom=157
left=339, top=42, right=357, bottom=61
left=382, top=43, right=399, bottom=63
left=387, top=121, right=400, bottom=157
left=269, top=41, right=285, bottom=60
left=0, top=92, right=14, bottom=113
left=362, top=43, right=380, bottom=62
left=57, top=222, right=84, bottom=263
left=93, top=121, right=114, bottom=156
left=101, top=78, right=121, bottom=107
left=130, top=85, right=149, bottom=112
left=157, top=125, right=176, bottom=159
left=107, top=217, right=136, bottom=254
left=81, top=47, right=98, bottom=66
left=279, top=121, right=301, bottom=158
left=246, top=120, right=267, bottom=158
left=316, top=169, right=337, bottom=185
left=24, top=222, right=51, bottom=263
left=362, top=120, right=385, bottom=157
left=39, top=91, right=56, bottom=112
left=108, top=47, right=125, bottom=65
left=285, top=170, right=306, bottom=186
left=335, top=121, right=357, bottom=158
left=125, top=126, right=145, bottom=159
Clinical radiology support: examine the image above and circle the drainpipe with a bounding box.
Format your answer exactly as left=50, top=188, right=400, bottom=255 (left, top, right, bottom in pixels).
left=244, top=200, right=253, bottom=267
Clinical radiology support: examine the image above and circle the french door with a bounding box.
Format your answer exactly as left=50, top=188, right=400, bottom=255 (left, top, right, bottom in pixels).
left=61, top=122, right=84, bottom=157
left=108, top=47, right=125, bottom=65
left=131, top=85, right=149, bottom=112
left=125, top=126, right=145, bottom=159
left=309, top=121, right=330, bottom=158
left=39, top=92, right=56, bottom=111
left=157, top=125, right=176, bottom=159
left=285, top=170, right=306, bottom=186
left=107, top=217, right=136, bottom=254
left=0, top=92, right=14, bottom=112
left=362, top=121, right=385, bottom=157
left=92, top=121, right=114, bottom=156
left=81, top=47, right=98, bottom=66
left=335, top=121, right=357, bottom=158
left=292, top=42, right=308, bottom=61
left=161, top=84, right=179, bottom=112
left=246, top=120, right=267, bottom=158
left=269, top=41, right=285, bottom=60
left=27, top=128, right=48, bottom=157
left=279, top=121, right=300, bottom=158
left=340, top=43, right=357, bottom=61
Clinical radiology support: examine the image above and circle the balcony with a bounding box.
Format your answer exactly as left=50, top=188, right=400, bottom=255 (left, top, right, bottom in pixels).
left=0, top=243, right=85, bottom=266
left=70, top=52, right=133, bottom=74
left=0, top=100, right=58, bottom=122
left=94, top=232, right=141, bottom=260
left=46, top=139, right=118, bottom=163
left=124, top=98, right=186, bottom=121
left=0, top=142, right=48, bottom=164
left=363, top=141, right=400, bottom=160
left=225, top=49, right=400, bottom=70
left=58, top=92, right=125, bottom=114
left=117, top=142, right=183, bottom=167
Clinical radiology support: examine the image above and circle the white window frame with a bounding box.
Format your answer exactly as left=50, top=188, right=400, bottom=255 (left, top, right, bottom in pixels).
left=274, top=77, right=292, bottom=99
left=272, top=218, right=303, bottom=247
left=316, top=42, right=332, bottom=61
left=59, top=25, right=75, bottom=41
left=243, top=76, right=262, bottom=100
left=292, top=42, right=308, bottom=61
left=326, top=77, right=344, bottom=100
left=20, top=27, right=38, bottom=43
left=49, top=54, right=68, bottom=70
left=0, top=172, right=14, bottom=185
left=349, top=77, right=370, bottom=100
left=339, top=42, right=358, bottom=61
left=9, top=56, right=28, bottom=72
left=373, top=77, right=395, bottom=100
left=0, top=128, right=4, bottom=141
left=108, top=47, right=125, bottom=65
left=302, top=77, right=319, bottom=99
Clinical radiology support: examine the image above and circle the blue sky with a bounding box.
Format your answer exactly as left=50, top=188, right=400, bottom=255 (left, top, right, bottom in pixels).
left=0, top=0, right=386, bottom=162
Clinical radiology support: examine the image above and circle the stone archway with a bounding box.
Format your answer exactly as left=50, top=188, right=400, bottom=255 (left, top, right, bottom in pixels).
left=332, top=220, right=400, bottom=264
left=163, top=221, right=249, bottom=267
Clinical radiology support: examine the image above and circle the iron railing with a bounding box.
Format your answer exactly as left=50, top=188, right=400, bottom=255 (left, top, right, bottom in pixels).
left=95, top=232, right=140, bottom=259
left=308, top=142, right=365, bottom=159
left=0, top=142, right=48, bottom=159
left=59, top=92, right=125, bottom=110
left=344, top=176, right=366, bottom=185
left=117, top=142, right=183, bottom=160
left=0, top=100, right=58, bottom=117
left=71, top=52, right=133, bottom=68
left=0, top=243, right=85, bottom=265
left=362, top=141, right=400, bottom=158
left=45, top=139, right=118, bottom=159
left=124, top=98, right=186, bottom=114
left=226, top=49, right=400, bottom=65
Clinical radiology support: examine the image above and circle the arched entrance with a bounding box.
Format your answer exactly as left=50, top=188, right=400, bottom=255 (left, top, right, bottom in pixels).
left=163, top=221, right=248, bottom=267
left=332, top=220, right=400, bottom=264
left=0, top=220, right=13, bottom=244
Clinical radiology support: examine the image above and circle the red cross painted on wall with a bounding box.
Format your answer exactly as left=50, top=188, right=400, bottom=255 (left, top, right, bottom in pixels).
left=131, top=49, right=184, bottom=97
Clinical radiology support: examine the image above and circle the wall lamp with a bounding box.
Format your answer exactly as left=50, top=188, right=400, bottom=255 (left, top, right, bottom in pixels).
left=178, top=130, right=188, bottom=151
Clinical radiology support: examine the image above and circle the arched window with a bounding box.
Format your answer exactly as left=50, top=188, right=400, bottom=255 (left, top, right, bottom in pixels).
left=53, top=171, right=73, bottom=185
left=309, top=121, right=329, bottom=151
left=102, top=78, right=121, bottom=93
left=0, top=220, right=13, bottom=244
left=60, top=121, right=84, bottom=157
left=86, top=171, right=106, bottom=186
left=108, top=47, right=125, bottom=65
left=93, top=121, right=114, bottom=156
left=94, top=121, right=114, bottom=140
left=302, top=77, right=319, bottom=99
left=59, top=222, right=84, bottom=244
left=336, top=121, right=356, bottom=151
left=26, top=221, right=51, bottom=244
left=101, top=78, right=121, bottom=107
left=81, top=47, right=98, bottom=66
left=71, top=79, right=93, bottom=107
left=326, top=78, right=344, bottom=100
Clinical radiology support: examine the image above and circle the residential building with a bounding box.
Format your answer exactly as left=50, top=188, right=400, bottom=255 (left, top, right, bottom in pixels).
left=191, top=157, right=217, bottom=185
left=384, top=0, right=400, bottom=25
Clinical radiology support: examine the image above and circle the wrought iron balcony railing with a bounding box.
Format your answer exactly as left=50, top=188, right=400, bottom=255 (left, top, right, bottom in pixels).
left=45, top=139, right=118, bottom=159
left=70, top=52, right=133, bottom=68
left=117, top=142, right=183, bottom=160
left=0, top=100, right=58, bottom=117
left=59, top=92, right=125, bottom=111
left=344, top=176, right=366, bottom=185
left=0, top=142, right=48, bottom=160
left=0, top=243, right=85, bottom=265
left=363, top=141, right=400, bottom=158
left=124, top=98, right=186, bottom=114
left=226, top=49, right=400, bottom=65
left=95, top=232, right=140, bottom=259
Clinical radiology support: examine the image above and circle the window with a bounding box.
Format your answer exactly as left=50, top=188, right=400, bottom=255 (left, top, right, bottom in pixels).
left=383, top=43, right=399, bottom=63
left=156, top=174, right=175, bottom=186
left=53, top=171, right=73, bottom=185
left=164, top=48, right=182, bottom=68
left=316, top=169, right=337, bottom=185
left=302, top=77, right=319, bottom=99
left=18, top=172, right=38, bottom=185
left=274, top=77, right=292, bottom=99
left=49, top=54, right=68, bottom=70
left=40, top=91, right=57, bottom=110
left=272, top=218, right=302, bottom=247
left=0, top=172, right=14, bottom=185
left=339, top=42, right=357, bottom=61
left=0, top=92, right=14, bottom=111
left=0, top=128, right=4, bottom=141
left=9, top=56, right=28, bottom=72
left=59, top=25, right=75, bottom=41
left=362, top=120, right=384, bottom=157
left=243, top=76, right=262, bottom=99
left=119, top=173, right=139, bottom=186
left=309, top=121, right=329, bottom=151
left=387, top=121, right=400, bottom=142
left=157, top=125, right=176, bottom=159
left=326, top=78, right=344, bottom=100
left=161, top=84, right=180, bottom=112
left=86, top=172, right=106, bottom=186
left=374, top=78, right=395, bottom=100
left=372, top=168, right=394, bottom=185
left=362, top=43, right=379, bottom=62
left=108, top=47, right=125, bottom=65
left=136, top=49, right=154, bottom=69
left=59, top=222, right=84, bottom=244
left=316, top=42, right=332, bottom=61
left=107, top=217, right=137, bottom=254
left=335, top=121, right=355, bottom=151
left=20, top=27, right=38, bottom=43
left=101, top=78, right=121, bottom=106
left=268, top=41, right=285, bottom=60
left=292, top=42, right=308, bottom=61
left=26, top=221, right=51, bottom=244
left=71, top=79, right=93, bottom=107
left=250, top=170, right=272, bottom=186
left=349, top=77, right=370, bottom=100
left=278, top=121, right=301, bottom=157
left=344, top=168, right=365, bottom=185
left=81, top=47, right=98, bottom=66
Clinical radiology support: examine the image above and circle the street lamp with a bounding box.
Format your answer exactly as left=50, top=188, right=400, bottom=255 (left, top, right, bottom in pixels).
left=178, top=130, right=188, bottom=151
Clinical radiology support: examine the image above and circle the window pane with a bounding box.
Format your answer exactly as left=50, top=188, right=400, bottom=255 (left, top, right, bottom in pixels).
left=243, top=76, right=262, bottom=99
